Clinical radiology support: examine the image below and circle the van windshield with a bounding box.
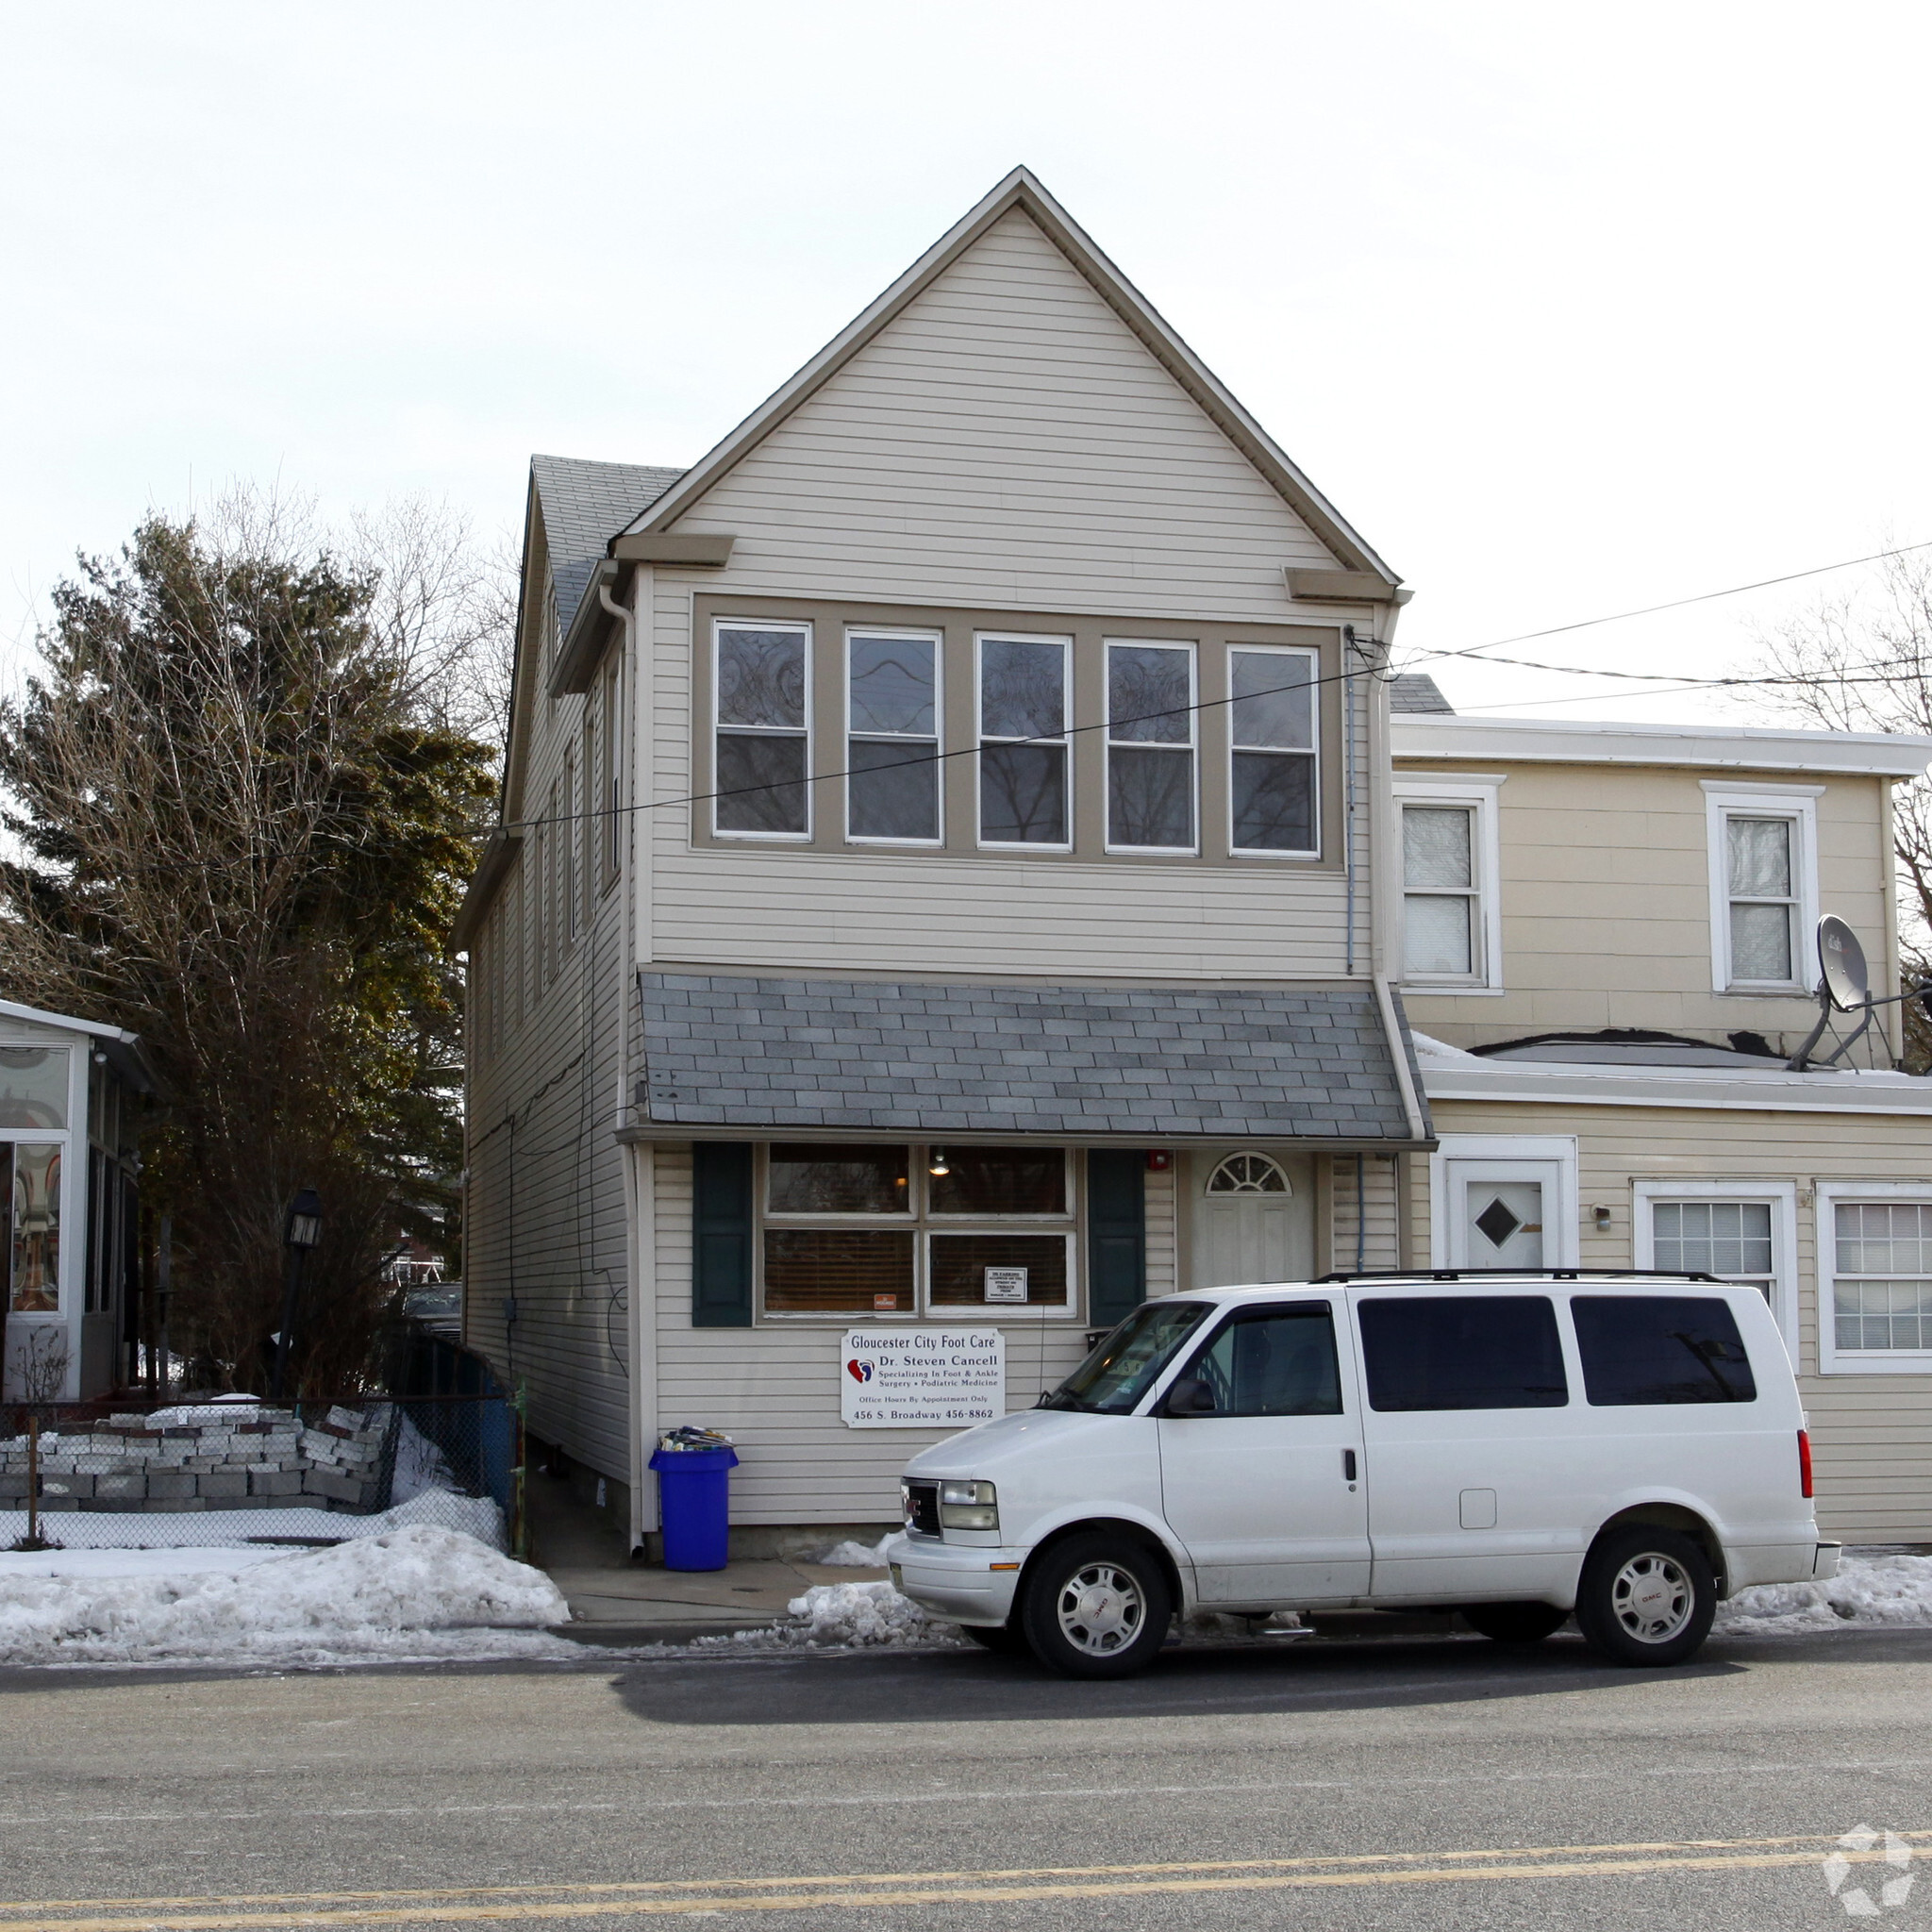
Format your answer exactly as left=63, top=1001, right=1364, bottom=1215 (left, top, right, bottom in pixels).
left=1040, top=1301, right=1212, bottom=1414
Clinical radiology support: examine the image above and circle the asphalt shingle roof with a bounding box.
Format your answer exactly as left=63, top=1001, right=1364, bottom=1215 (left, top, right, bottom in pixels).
left=638, top=974, right=1429, bottom=1141
left=529, top=454, right=685, bottom=640
left=1390, top=672, right=1455, bottom=715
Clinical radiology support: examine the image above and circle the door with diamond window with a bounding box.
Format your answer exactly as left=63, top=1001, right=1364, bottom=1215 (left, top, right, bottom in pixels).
left=1443, top=1161, right=1568, bottom=1271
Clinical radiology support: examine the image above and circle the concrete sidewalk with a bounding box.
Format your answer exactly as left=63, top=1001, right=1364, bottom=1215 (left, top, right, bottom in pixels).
left=525, top=1473, right=889, bottom=1644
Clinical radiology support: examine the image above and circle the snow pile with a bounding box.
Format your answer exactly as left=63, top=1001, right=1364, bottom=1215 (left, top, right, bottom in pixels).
left=0, top=1487, right=506, bottom=1555
left=784, top=1579, right=955, bottom=1647
left=0, top=1524, right=576, bottom=1667
left=1718, top=1552, right=1932, bottom=1634
left=814, top=1535, right=894, bottom=1568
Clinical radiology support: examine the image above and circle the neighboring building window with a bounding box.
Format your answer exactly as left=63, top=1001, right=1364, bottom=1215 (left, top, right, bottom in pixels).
left=1106, top=640, right=1195, bottom=853
left=1229, top=646, right=1318, bottom=855
left=977, top=635, right=1071, bottom=847
left=1703, top=784, right=1819, bottom=992
left=9, top=1142, right=61, bottom=1314
left=1396, top=778, right=1503, bottom=991
left=562, top=746, right=579, bottom=942
left=759, top=1142, right=1075, bottom=1317
left=1633, top=1180, right=1797, bottom=1346
left=847, top=631, right=941, bottom=843
left=715, top=621, right=811, bottom=838
left=1819, top=1186, right=1932, bottom=1374
left=601, top=658, right=623, bottom=890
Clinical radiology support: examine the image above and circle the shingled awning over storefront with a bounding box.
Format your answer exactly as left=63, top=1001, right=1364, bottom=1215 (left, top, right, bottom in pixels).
left=626, top=973, right=1433, bottom=1146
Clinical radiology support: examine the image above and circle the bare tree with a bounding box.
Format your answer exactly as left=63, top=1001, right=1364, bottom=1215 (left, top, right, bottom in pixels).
left=1736, top=547, right=1932, bottom=1061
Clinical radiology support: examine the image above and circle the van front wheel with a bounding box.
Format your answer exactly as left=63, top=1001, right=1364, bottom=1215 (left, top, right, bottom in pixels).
left=1574, top=1526, right=1715, bottom=1667
left=1019, top=1532, right=1173, bottom=1679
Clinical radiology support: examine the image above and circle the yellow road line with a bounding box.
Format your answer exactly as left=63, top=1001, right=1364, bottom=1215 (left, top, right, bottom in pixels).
left=0, top=1834, right=1920, bottom=1929
left=7, top=1827, right=1918, bottom=1916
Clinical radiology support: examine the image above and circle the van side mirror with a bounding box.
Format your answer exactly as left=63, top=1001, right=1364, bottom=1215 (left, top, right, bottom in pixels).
left=1164, top=1376, right=1217, bottom=1416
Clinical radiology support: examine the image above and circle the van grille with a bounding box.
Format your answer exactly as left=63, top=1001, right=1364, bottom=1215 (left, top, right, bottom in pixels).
left=905, top=1479, right=941, bottom=1538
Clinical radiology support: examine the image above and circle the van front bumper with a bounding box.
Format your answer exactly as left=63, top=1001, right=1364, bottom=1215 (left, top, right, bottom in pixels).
left=887, top=1534, right=1024, bottom=1628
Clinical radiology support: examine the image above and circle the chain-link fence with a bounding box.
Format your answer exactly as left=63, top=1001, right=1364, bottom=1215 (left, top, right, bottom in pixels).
left=1, top=1389, right=525, bottom=1555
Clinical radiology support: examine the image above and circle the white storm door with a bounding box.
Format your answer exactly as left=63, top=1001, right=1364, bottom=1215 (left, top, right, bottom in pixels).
left=1157, top=1300, right=1369, bottom=1606
left=1434, top=1142, right=1579, bottom=1273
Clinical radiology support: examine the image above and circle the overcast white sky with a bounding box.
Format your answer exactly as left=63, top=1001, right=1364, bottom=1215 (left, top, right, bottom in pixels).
left=5, top=0, right=1930, bottom=722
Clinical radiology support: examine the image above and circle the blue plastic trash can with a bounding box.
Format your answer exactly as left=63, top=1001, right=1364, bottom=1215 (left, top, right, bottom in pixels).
left=649, top=1444, right=740, bottom=1571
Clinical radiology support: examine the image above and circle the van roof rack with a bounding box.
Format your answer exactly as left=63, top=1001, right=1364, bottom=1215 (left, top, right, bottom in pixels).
left=1311, top=1268, right=1724, bottom=1284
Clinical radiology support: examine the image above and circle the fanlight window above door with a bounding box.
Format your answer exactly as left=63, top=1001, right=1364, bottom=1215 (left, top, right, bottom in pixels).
left=1206, top=1153, right=1291, bottom=1195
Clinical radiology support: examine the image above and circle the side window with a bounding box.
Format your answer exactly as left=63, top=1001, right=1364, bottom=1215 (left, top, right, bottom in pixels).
left=1229, top=646, right=1317, bottom=856
left=847, top=632, right=941, bottom=843
left=1358, top=1295, right=1568, bottom=1410
left=1573, top=1295, right=1756, bottom=1405
left=977, top=635, right=1071, bottom=847
left=1395, top=780, right=1502, bottom=990
left=1705, top=789, right=1816, bottom=991
left=1183, top=1307, right=1342, bottom=1416
left=1106, top=641, right=1195, bottom=853
left=715, top=622, right=810, bottom=838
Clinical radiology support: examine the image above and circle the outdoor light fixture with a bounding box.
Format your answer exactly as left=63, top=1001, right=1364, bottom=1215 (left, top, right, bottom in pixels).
left=272, top=1187, right=324, bottom=1400
left=927, top=1148, right=951, bottom=1177
left=285, top=1189, right=323, bottom=1251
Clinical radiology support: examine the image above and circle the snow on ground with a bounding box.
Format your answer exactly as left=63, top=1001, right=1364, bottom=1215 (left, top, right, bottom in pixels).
left=1716, top=1551, right=1932, bottom=1634
left=0, top=1487, right=508, bottom=1554
left=0, top=1545, right=290, bottom=1580
left=781, top=1580, right=962, bottom=1648
left=0, top=1525, right=579, bottom=1668
left=813, top=1536, right=895, bottom=1568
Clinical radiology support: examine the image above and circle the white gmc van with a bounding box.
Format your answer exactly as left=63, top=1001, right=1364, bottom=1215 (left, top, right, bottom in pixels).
left=887, top=1273, right=1839, bottom=1677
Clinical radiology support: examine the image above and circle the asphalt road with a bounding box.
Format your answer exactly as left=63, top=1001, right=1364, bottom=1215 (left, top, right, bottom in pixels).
left=3, top=1625, right=1930, bottom=1931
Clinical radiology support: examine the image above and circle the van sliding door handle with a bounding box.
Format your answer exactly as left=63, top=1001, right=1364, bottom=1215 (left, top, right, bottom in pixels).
left=1342, top=1449, right=1357, bottom=1482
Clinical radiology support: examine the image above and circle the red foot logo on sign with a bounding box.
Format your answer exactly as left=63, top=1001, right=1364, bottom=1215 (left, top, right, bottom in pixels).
left=846, top=1359, right=874, bottom=1383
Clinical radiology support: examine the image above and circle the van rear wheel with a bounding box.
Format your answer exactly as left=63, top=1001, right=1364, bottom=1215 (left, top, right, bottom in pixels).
left=1018, top=1532, right=1173, bottom=1679
left=1574, top=1526, right=1715, bottom=1667
left=1461, top=1603, right=1568, bottom=1645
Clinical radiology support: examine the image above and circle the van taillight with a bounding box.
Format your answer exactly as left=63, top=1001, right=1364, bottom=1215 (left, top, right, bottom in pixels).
left=1798, top=1429, right=1814, bottom=1500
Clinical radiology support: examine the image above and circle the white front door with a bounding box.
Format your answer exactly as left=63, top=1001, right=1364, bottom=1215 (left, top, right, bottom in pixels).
left=1192, top=1151, right=1311, bottom=1287
left=1441, top=1161, right=1575, bottom=1272
left=1157, top=1298, right=1370, bottom=1605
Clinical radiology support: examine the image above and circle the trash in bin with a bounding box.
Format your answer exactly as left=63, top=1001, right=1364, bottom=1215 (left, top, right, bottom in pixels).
left=649, top=1428, right=740, bottom=1572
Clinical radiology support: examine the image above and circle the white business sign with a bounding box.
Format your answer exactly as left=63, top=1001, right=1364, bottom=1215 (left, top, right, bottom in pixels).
left=840, top=1327, right=1005, bottom=1429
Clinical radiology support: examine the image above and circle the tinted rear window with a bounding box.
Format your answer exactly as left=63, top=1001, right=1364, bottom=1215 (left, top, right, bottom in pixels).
left=1572, top=1296, right=1757, bottom=1406
left=1358, top=1295, right=1568, bottom=1411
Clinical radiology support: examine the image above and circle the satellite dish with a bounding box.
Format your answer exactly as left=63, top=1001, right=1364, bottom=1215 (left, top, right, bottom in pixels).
left=1818, top=915, right=1870, bottom=1012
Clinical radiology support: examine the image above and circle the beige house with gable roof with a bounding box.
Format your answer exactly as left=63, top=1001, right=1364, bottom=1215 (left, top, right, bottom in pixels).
left=1392, top=686, right=1932, bottom=1541
left=457, top=164, right=1932, bottom=1556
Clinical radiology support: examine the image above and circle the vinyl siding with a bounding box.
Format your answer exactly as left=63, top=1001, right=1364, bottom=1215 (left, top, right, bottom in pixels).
left=1397, top=760, right=1896, bottom=1052
left=670, top=208, right=1341, bottom=622
left=1328, top=1152, right=1402, bottom=1273
left=1418, top=1098, right=1932, bottom=1543
left=648, top=1141, right=1098, bottom=1528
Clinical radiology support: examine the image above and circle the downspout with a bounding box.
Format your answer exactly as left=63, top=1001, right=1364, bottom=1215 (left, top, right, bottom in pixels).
left=1343, top=630, right=1358, bottom=975
left=598, top=574, right=649, bottom=1555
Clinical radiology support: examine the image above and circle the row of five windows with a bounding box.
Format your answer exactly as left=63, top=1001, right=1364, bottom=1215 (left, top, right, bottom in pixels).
left=711, top=621, right=1324, bottom=857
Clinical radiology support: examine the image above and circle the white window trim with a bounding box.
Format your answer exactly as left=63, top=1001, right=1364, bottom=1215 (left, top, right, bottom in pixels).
left=1393, top=776, right=1506, bottom=994
left=1702, top=782, right=1822, bottom=995
left=1816, top=1179, right=1932, bottom=1375
left=843, top=626, right=944, bottom=849
left=1630, top=1178, right=1799, bottom=1354
left=1227, top=642, right=1322, bottom=861
left=1428, top=1133, right=1578, bottom=1269
left=713, top=617, right=814, bottom=843
left=1104, top=638, right=1198, bottom=857
left=974, top=631, right=1074, bottom=853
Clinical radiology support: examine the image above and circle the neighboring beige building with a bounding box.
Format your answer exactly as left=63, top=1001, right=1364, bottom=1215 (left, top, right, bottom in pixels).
left=1394, top=691, right=1932, bottom=1541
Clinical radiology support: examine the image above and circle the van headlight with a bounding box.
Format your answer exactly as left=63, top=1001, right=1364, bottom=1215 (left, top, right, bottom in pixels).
left=939, top=1479, right=999, bottom=1532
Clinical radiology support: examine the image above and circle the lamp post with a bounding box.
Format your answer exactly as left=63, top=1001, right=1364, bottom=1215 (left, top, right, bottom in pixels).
left=271, top=1188, right=323, bottom=1401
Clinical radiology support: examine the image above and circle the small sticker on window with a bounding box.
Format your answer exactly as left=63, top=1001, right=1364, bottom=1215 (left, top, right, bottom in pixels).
left=874, top=1293, right=899, bottom=1311
left=983, top=1268, right=1028, bottom=1304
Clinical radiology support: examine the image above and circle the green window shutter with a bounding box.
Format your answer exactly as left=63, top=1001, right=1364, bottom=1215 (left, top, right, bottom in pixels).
left=691, top=1141, right=754, bottom=1327
left=1086, top=1150, right=1146, bottom=1328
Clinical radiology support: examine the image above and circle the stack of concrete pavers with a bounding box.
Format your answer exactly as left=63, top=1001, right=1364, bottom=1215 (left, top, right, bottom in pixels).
left=0, top=1402, right=392, bottom=1513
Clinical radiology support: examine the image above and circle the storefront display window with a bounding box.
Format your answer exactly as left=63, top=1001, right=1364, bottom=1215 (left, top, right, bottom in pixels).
left=759, top=1144, right=1075, bottom=1317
